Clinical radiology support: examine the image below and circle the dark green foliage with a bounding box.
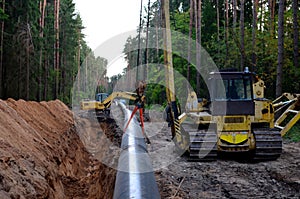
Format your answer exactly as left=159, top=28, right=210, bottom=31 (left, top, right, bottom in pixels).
left=284, top=124, right=300, bottom=142
left=0, top=0, right=108, bottom=105
left=121, top=0, right=299, bottom=108
left=3, top=0, right=297, bottom=108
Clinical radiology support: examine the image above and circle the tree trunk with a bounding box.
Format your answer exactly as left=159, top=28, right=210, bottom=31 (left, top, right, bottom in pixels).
left=269, top=0, right=275, bottom=37
left=77, top=30, right=81, bottom=103
left=129, top=43, right=134, bottom=89
left=233, top=0, right=237, bottom=29
left=54, top=0, right=57, bottom=98
left=136, top=0, right=143, bottom=80
left=225, top=0, right=229, bottom=62
left=0, top=0, right=5, bottom=98
left=19, top=51, right=22, bottom=99
left=240, top=0, right=245, bottom=70
left=54, top=0, right=60, bottom=99
left=155, top=4, right=160, bottom=62
left=126, top=45, right=131, bottom=89
left=38, top=0, right=46, bottom=101
left=216, top=0, right=220, bottom=57
left=38, top=0, right=42, bottom=100
left=44, top=55, right=49, bottom=100
left=187, top=0, right=194, bottom=83
left=196, top=0, right=201, bottom=96
left=252, top=0, right=258, bottom=72
left=293, top=0, right=299, bottom=69
left=144, top=0, right=151, bottom=80
left=61, top=36, right=66, bottom=97
left=85, top=56, right=88, bottom=93
left=56, top=0, right=60, bottom=98
left=260, top=0, right=263, bottom=32
left=276, top=0, right=284, bottom=97
left=26, top=23, right=30, bottom=100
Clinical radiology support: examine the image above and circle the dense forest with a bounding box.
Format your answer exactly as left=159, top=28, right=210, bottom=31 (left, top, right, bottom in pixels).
left=0, top=0, right=107, bottom=105
left=0, top=0, right=299, bottom=106
left=121, top=0, right=299, bottom=104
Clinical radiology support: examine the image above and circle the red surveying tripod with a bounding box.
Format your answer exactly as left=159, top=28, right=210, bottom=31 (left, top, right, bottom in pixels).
left=124, top=81, right=150, bottom=144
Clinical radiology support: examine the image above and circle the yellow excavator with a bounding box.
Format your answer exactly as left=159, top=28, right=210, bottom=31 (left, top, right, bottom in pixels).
left=80, top=81, right=148, bottom=120
left=80, top=91, right=138, bottom=119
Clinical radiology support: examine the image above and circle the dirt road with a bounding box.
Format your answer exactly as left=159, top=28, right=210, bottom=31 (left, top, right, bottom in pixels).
left=151, top=124, right=300, bottom=199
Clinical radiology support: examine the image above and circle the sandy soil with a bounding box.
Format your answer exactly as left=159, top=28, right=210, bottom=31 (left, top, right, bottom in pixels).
left=0, top=99, right=115, bottom=199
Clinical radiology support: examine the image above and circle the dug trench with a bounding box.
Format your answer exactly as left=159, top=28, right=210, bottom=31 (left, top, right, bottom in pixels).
left=0, top=99, right=117, bottom=199
left=1, top=99, right=300, bottom=199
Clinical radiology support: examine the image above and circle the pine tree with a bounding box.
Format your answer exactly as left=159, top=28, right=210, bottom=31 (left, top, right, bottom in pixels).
left=293, top=0, right=299, bottom=69
left=276, top=0, right=284, bottom=97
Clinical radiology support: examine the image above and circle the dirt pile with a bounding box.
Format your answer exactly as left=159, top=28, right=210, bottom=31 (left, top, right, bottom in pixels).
left=0, top=99, right=115, bottom=199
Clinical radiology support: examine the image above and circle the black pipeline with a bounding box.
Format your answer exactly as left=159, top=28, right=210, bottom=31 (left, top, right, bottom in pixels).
left=113, top=102, right=160, bottom=199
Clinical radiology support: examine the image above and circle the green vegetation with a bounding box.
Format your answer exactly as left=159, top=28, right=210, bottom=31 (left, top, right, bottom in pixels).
left=0, top=0, right=107, bottom=105
left=0, top=0, right=299, bottom=111
left=284, top=124, right=300, bottom=142
left=122, top=0, right=299, bottom=102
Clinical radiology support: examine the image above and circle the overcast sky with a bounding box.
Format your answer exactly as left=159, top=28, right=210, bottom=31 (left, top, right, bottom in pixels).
left=73, top=0, right=144, bottom=49
left=72, top=0, right=145, bottom=77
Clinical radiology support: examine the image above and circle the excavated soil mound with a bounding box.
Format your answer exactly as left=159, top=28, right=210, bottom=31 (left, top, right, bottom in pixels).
left=0, top=99, right=115, bottom=199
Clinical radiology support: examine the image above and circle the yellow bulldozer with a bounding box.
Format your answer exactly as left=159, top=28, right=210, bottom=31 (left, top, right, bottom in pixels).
left=159, top=0, right=299, bottom=161
left=170, top=69, right=300, bottom=161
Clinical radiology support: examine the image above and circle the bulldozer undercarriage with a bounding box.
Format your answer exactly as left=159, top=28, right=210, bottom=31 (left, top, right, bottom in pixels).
left=252, top=129, right=282, bottom=161
left=181, top=123, right=217, bottom=161
left=178, top=124, right=283, bottom=161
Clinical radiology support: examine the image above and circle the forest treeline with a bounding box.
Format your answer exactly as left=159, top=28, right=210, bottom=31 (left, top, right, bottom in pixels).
left=0, top=0, right=107, bottom=105
left=121, top=0, right=299, bottom=104
left=0, top=0, right=299, bottom=106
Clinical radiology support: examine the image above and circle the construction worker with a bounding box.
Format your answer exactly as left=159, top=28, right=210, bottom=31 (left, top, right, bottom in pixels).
left=135, top=80, right=146, bottom=110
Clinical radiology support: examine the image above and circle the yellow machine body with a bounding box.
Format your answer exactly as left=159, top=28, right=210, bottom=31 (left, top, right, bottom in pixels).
left=80, top=92, right=138, bottom=117
left=174, top=71, right=299, bottom=160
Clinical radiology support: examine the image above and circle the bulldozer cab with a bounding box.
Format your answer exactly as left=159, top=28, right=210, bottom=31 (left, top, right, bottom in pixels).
left=209, top=71, right=255, bottom=116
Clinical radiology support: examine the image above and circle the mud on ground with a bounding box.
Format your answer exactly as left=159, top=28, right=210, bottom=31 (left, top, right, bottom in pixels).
left=86, top=105, right=300, bottom=199
left=149, top=123, right=300, bottom=199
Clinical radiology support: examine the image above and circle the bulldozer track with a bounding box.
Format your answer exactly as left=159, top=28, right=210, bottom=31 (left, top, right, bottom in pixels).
left=253, top=129, right=282, bottom=161
left=182, top=124, right=217, bottom=161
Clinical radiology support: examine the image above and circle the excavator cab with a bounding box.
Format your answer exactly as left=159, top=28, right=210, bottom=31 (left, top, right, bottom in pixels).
left=95, top=93, right=109, bottom=103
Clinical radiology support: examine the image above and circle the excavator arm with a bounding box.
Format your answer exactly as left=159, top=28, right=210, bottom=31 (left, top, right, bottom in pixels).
left=100, top=92, right=138, bottom=109
left=81, top=92, right=138, bottom=112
